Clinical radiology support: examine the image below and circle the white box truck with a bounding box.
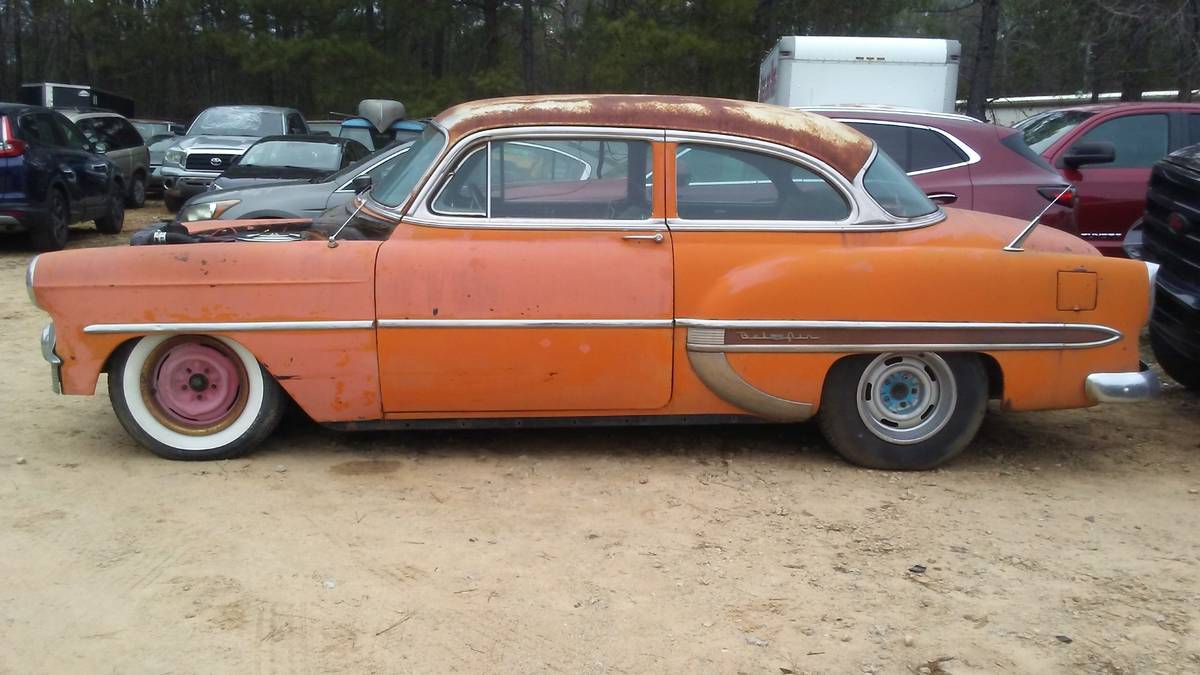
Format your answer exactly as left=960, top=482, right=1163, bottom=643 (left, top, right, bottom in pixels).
left=758, top=36, right=961, bottom=113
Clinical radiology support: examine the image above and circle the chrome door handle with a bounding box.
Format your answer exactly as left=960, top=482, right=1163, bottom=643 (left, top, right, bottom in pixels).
left=622, top=233, right=664, bottom=243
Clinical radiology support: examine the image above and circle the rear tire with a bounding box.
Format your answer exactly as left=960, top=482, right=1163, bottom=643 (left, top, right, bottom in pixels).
left=818, top=352, right=987, bottom=470
left=107, top=335, right=286, bottom=461
left=164, top=194, right=184, bottom=212
left=95, top=188, right=125, bottom=234
left=1150, top=325, right=1200, bottom=390
left=30, top=188, right=70, bottom=251
left=126, top=174, right=147, bottom=208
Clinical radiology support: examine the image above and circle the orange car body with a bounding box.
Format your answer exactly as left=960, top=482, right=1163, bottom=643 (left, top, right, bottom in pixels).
left=29, top=95, right=1156, bottom=432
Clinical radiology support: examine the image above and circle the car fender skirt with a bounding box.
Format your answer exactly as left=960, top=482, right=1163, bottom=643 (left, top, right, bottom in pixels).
left=686, top=349, right=814, bottom=422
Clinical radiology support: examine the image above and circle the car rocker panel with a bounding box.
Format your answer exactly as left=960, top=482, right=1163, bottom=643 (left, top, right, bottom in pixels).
left=27, top=95, right=1159, bottom=469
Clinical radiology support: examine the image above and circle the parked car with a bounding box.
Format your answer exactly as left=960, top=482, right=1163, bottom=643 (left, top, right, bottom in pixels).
left=63, top=109, right=152, bottom=208
left=131, top=119, right=185, bottom=144
left=1015, top=102, right=1200, bottom=256
left=206, top=135, right=370, bottom=192
left=306, top=120, right=342, bottom=136
left=27, top=95, right=1157, bottom=469
left=177, top=141, right=411, bottom=223
left=1, top=102, right=125, bottom=250
left=160, top=105, right=309, bottom=211
left=804, top=106, right=1075, bottom=232
left=1123, top=145, right=1200, bottom=388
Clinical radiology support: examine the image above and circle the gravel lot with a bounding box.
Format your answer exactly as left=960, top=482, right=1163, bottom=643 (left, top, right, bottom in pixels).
left=1, top=204, right=1198, bottom=674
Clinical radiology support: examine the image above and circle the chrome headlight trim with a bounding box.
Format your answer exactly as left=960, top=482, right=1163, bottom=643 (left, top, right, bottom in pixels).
left=25, top=254, right=39, bottom=308
left=164, top=149, right=185, bottom=166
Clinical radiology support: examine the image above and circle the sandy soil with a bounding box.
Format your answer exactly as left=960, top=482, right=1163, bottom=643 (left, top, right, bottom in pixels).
left=1, top=204, right=1198, bottom=674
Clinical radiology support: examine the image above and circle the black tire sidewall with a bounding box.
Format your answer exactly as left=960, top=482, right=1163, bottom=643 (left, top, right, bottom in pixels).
left=164, top=194, right=183, bottom=212
left=107, top=338, right=287, bottom=461
left=31, top=190, right=70, bottom=251
left=818, top=353, right=988, bottom=470
left=1150, top=324, right=1200, bottom=389
left=95, top=190, right=125, bottom=234
left=127, top=175, right=147, bottom=208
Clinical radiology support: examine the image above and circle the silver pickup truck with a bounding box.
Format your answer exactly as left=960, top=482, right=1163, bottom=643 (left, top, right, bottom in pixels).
left=160, top=105, right=308, bottom=211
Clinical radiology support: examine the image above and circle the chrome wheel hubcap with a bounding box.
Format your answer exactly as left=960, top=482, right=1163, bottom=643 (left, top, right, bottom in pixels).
left=856, top=353, right=956, bottom=445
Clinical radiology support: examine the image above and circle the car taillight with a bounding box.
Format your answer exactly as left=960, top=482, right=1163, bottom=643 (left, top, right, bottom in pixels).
left=1038, top=185, right=1074, bottom=206
left=0, top=116, right=26, bottom=158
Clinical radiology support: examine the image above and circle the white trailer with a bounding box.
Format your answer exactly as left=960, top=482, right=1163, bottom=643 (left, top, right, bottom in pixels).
left=758, top=36, right=961, bottom=113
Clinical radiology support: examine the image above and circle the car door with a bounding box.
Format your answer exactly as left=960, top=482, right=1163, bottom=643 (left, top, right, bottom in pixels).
left=844, top=120, right=974, bottom=209
left=1058, top=112, right=1170, bottom=250
left=51, top=114, right=111, bottom=216
left=374, top=132, right=674, bottom=413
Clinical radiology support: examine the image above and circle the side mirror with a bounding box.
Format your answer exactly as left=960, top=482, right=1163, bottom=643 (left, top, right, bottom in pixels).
left=350, top=175, right=372, bottom=193
left=1062, top=141, right=1115, bottom=168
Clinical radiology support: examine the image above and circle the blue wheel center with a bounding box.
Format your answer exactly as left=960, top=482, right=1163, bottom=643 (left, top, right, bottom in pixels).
left=879, top=371, right=921, bottom=414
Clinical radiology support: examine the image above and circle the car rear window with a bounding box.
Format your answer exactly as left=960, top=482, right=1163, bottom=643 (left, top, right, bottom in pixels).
left=1020, top=110, right=1094, bottom=153
left=863, top=151, right=938, bottom=219
left=999, top=129, right=1056, bottom=171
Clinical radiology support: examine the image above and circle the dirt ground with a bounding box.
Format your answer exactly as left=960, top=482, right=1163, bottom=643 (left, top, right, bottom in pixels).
left=1, top=203, right=1198, bottom=674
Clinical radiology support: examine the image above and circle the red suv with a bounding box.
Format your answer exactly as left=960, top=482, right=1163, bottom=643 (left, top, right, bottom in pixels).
left=1016, top=102, right=1200, bottom=256
left=805, top=106, right=1075, bottom=234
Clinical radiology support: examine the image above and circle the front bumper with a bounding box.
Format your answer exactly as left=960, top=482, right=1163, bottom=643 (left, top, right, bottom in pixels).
left=1085, top=362, right=1159, bottom=403
left=41, top=323, right=62, bottom=394
left=161, top=167, right=220, bottom=199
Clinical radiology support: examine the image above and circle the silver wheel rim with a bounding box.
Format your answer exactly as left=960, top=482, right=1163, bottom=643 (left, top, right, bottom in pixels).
left=856, top=352, right=956, bottom=445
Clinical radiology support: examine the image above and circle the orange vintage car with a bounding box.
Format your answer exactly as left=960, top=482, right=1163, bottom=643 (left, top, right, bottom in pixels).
left=26, top=95, right=1160, bottom=470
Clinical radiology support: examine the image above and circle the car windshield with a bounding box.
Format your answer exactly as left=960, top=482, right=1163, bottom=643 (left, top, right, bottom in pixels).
left=188, top=108, right=285, bottom=137
left=324, top=141, right=410, bottom=184
left=239, top=141, right=341, bottom=171
left=371, top=126, right=446, bottom=207
left=133, top=122, right=169, bottom=140
left=863, top=151, right=938, bottom=218
left=1020, top=110, right=1095, bottom=154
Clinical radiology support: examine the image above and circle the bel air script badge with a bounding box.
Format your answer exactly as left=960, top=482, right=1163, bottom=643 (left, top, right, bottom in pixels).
left=736, top=330, right=819, bottom=342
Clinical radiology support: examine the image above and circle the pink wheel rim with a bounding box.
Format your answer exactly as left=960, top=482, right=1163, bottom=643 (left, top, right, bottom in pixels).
left=142, top=338, right=248, bottom=433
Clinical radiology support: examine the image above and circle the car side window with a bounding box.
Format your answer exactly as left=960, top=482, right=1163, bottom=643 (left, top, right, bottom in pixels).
left=53, top=114, right=91, bottom=150
left=17, top=113, right=59, bottom=146
left=675, top=143, right=850, bottom=221
left=1075, top=114, right=1168, bottom=168
left=1189, top=114, right=1200, bottom=146
left=848, top=122, right=909, bottom=171
left=114, top=118, right=144, bottom=148
left=287, top=114, right=306, bottom=135
left=432, top=138, right=654, bottom=220
left=908, top=128, right=967, bottom=172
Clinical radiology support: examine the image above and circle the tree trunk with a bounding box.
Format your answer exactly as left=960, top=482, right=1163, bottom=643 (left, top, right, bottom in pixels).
left=521, top=0, right=535, bottom=92
left=483, top=0, right=500, bottom=68
left=1178, top=0, right=1200, bottom=101
left=964, top=0, right=1001, bottom=120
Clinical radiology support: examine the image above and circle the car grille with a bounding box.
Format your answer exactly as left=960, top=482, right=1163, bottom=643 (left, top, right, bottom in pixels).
left=185, top=153, right=237, bottom=171
left=1143, top=160, right=1200, bottom=287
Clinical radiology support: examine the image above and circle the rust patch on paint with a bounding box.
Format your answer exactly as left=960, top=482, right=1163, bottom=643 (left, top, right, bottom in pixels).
left=435, top=94, right=874, bottom=179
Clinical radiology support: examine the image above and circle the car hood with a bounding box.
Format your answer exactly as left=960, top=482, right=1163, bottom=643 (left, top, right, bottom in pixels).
left=189, top=178, right=332, bottom=205
left=148, top=137, right=175, bottom=164
left=167, top=135, right=260, bottom=153
left=213, top=173, right=325, bottom=191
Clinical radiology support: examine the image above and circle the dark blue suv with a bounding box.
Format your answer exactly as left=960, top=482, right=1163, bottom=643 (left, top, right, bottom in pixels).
left=1, top=102, right=125, bottom=250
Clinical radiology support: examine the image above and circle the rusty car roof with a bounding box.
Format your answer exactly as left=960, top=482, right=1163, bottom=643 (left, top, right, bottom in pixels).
left=434, top=94, right=875, bottom=179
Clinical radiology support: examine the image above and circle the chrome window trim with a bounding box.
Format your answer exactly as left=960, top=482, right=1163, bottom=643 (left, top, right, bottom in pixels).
left=834, top=117, right=982, bottom=175
left=429, top=146, right=488, bottom=217
left=84, top=320, right=374, bottom=334
left=378, top=318, right=672, bottom=328
left=334, top=146, right=412, bottom=193
left=401, top=125, right=666, bottom=231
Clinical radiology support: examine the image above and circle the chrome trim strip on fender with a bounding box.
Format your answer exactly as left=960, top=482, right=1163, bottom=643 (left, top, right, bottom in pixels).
left=686, top=351, right=814, bottom=422
left=41, top=323, right=62, bottom=394
left=1085, top=363, right=1160, bottom=403
left=25, top=254, right=39, bottom=307
left=377, top=318, right=673, bottom=328
left=679, top=320, right=1122, bottom=352
left=84, top=320, right=375, bottom=334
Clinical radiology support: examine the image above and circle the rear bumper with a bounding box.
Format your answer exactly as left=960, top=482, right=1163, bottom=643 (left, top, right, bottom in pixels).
left=0, top=203, right=49, bottom=233
left=1085, top=363, right=1159, bottom=403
